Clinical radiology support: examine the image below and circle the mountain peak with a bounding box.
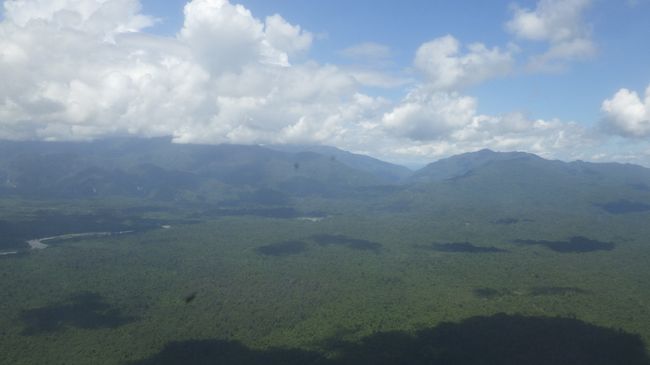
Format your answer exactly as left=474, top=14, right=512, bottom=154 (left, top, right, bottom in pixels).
left=475, top=148, right=496, bottom=154
left=458, top=148, right=537, bottom=160
left=266, top=144, right=412, bottom=182
left=410, top=149, right=543, bottom=182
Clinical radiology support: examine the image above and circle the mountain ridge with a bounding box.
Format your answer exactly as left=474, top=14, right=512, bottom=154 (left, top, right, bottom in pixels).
left=1, top=139, right=650, bottom=204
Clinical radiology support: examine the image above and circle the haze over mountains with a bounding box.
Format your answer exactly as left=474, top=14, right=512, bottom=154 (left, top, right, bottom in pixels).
left=1, top=138, right=650, bottom=216
left=0, top=138, right=406, bottom=200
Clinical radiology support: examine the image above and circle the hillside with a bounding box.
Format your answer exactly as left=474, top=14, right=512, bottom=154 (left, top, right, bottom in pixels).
left=2, top=140, right=650, bottom=217
left=0, top=138, right=393, bottom=201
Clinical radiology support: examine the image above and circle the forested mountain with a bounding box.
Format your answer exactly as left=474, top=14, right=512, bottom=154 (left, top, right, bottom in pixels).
left=1, top=139, right=650, bottom=215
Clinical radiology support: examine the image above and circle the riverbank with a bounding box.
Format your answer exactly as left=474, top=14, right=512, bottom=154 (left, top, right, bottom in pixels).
left=26, top=231, right=134, bottom=250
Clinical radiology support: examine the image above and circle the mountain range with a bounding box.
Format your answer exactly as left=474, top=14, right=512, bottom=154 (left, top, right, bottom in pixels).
left=1, top=138, right=650, bottom=216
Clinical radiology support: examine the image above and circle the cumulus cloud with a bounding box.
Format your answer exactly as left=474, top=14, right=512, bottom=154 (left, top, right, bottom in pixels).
left=0, top=8, right=212, bottom=141
left=385, top=116, right=594, bottom=166
left=602, top=85, right=650, bottom=137
left=175, top=62, right=372, bottom=145
left=0, top=0, right=396, bottom=153
left=0, top=0, right=640, bottom=166
left=2, top=0, right=155, bottom=41
left=506, top=0, right=595, bottom=71
left=179, top=0, right=312, bottom=71
left=0, top=0, right=360, bottom=145
left=413, top=35, right=513, bottom=90
left=264, top=14, right=312, bottom=56
left=378, top=86, right=594, bottom=164
left=382, top=88, right=477, bottom=140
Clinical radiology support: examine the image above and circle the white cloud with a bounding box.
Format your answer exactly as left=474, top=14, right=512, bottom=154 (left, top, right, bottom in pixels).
left=178, top=0, right=311, bottom=72
left=413, top=35, right=513, bottom=90
left=506, top=0, right=590, bottom=42
left=0, top=0, right=398, bottom=153
left=2, top=0, right=155, bottom=41
left=173, top=62, right=370, bottom=145
left=383, top=116, right=594, bottom=166
left=506, top=0, right=595, bottom=71
left=0, top=0, right=645, bottom=167
left=382, top=88, right=477, bottom=140
left=602, top=85, right=650, bottom=137
left=264, top=14, right=312, bottom=56
left=379, top=87, right=594, bottom=164
left=0, top=0, right=352, bottom=145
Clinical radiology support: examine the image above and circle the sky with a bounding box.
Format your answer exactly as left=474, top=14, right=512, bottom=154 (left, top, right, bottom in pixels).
left=1, top=0, right=650, bottom=167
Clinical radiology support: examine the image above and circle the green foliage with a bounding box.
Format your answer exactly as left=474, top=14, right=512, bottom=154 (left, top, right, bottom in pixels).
left=1, top=203, right=650, bottom=364
left=2, top=141, right=650, bottom=363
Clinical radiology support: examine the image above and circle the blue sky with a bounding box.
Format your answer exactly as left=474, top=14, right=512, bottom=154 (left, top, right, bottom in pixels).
left=140, top=0, right=650, bottom=124
left=1, top=0, right=650, bottom=166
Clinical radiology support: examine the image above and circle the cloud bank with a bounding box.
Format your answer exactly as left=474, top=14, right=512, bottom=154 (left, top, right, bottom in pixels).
left=0, top=0, right=646, bottom=166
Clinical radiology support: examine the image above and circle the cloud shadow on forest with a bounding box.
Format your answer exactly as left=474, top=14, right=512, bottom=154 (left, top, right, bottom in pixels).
left=130, top=313, right=650, bottom=365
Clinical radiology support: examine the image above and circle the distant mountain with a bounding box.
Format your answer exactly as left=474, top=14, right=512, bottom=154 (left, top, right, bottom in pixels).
left=396, top=148, right=650, bottom=217
left=411, top=148, right=650, bottom=187
left=0, top=138, right=394, bottom=201
left=410, top=149, right=542, bottom=182
left=267, top=144, right=411, bottom=183
left=2, top=140, right=650, bottom=215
